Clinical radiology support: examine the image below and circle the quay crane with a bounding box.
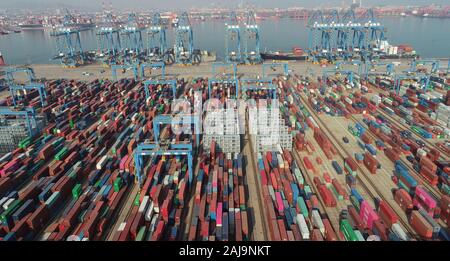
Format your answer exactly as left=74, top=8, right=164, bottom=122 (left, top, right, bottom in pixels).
left=96, top=12, right=121, bottom=66
left=174, top=12, right=201, bottom=65
left=148, top=12, right=174, bottom=65
left=225, top=11, right=243, bottom=64
left=120, top=13, right=146, bottom=65
left=243, top=10, right=262, bottom=64
left=308, top=8, right=387, bottom=63
left=50, top=10, right=94, bottom=67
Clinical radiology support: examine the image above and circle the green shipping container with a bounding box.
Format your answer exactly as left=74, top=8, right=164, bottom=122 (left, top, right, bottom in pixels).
left=54, top=147, right=68, bottom=161
left=0, top=199, right=23, bottom=224
left=344, top=162, right=357, bottom=176
left=72, top=184, right=82, bottom=199
left=350, top=195, right=360, bottom=212
left=441, top=183, right=450, bottom=196
left=340, top=219, right=358, bottom=241
left=304, top=185, right=312, bottom=195
left=45, top=192, right=60, bottom=208
left=114, top=178, right=123, bottom=192
left=354, top=230, right=365, bottom=241
left=331, top=186, right=344, bottom=201
left=398, top=180, right=410, bottom=193
left=135, top=226, right=147, bottom=241
left=297, top=197, right=309, bottom=218
left=134, top=193, right=140, bottom=206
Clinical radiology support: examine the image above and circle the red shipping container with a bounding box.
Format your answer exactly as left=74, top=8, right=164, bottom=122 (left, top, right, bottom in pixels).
left=372, top=220, right=389, bottom=241
left=420, top=156, right=437, bottom=173
left=419, top=166, right=438, bottom=186
left=361, top=133, right=372, bottom=144
left=394, top=189, right=413, bottom=212
left=322, top=218, right=338, bottom=241
left=378, top=201, right=398, bottom=228
left=363, top=152, right=378, bottom=174
left=318, top=185, right=336, bottom=207
left=348, top=206, right=365, bottom=231
left=409, top=210, right=432, bottom=239
left=384, top=148, right=400, bottom=162
left=277, top=219, right=289, bottom=241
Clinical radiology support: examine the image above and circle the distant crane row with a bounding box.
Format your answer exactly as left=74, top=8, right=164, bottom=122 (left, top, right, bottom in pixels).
left=308, top=9, right=387, bottom=63
left=51, top=11, right=202, bottom=67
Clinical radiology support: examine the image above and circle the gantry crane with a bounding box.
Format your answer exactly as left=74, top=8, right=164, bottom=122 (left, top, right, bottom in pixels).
left=9, top=84, right=47, bottom=107
left=5, top=67, right=35, bottom=85
left=394, top=73, right=431, bottom=93
left=240, top=78, right=277, bottom=99
left=336, top=9, right=356, bottom=60
left=0, top=107, right=38, bottom=137
left=148, top=12, right=174, bottom=64
left=243, top=10, right=262, bottom=64
left=174, top=12, right=201, bottom=65
left=322, top=69, right=355, bottom=87
left=365, top=9, right=386, bottom=52
left=211, top=62, right=238, bottom=79
left=152, top=114, right=200, bottom=147
left=111, top=64, right=139, bottom=82
left=262, top=63, right=289, bottom=78
left=225, top=11, right=243, bottom=64
left=120, top=13, right=146, bottom=65
left=307, top=10, right=339, bottom=62
left=50, top=11, right=93, bottom=67
left=96, top=12, right=121, bottom=66
left=409, top=59, right=440, bottom=74
left=335, top=60, right=364, bottom=75
left=364, top=61, right=394, bottom=78
left=134, top=142, right=193, bottom=186
left=5, top=67, right=47, bottom=107
left=143, top=79, right=177, bottom=100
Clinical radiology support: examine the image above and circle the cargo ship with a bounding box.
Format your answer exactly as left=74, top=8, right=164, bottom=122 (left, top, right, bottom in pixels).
left=261, top=47, right=307, bottom=61
left=0, top=51, right=5, bottom=66
left=19, top=19, right=45, bottom=30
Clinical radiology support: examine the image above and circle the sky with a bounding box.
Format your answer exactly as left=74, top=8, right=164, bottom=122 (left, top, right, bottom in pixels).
left=1, top=0, right=449, bottom=11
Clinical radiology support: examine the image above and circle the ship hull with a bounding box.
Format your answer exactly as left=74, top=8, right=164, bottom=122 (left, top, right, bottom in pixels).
left=261, top=52, right=307, bottom=61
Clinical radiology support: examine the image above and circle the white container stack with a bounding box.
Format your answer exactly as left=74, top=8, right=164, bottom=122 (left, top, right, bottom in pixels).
left=203, top=108, right=241, bottom=153
left=248, top=107, right=292, bottom=153
left=436, top=104, right=450, bottom=128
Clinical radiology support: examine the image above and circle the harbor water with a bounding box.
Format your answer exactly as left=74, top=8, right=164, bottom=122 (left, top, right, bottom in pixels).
left=0, top=16, right=449, bottom=65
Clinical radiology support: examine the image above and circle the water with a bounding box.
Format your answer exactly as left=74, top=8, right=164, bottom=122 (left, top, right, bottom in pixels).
left=0, top=16, right=449, bottom=65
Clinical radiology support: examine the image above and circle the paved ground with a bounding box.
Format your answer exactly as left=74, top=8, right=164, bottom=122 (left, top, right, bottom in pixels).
left=0, top=59, right=419, bottom=83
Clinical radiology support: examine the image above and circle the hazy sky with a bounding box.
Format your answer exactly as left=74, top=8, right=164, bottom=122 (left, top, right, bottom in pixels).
left=2, top=0, right=449, bottom=10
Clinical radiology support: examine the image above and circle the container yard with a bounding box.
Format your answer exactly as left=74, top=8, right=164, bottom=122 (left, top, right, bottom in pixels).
left=0, top=58, right=449, bottom=242
left=0, top=4, right=449, bottom=245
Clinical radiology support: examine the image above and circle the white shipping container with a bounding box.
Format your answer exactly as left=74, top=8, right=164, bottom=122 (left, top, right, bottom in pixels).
left=268, top=185, right=275, bottom=202
left=383, top=97, right=393, bottom=106
left=118, top=222, right=127, bottom=231
left=0, top=197, right=9, bottom=208
left=417, top=148, right=427, bottom=158
left=419, top=94, right=430, bottom=101
left=2, top=198, right=15, bottom=210
left=277, top=154, right=284, bottom=169
left=150, top=214, right=159, bottom=233
left=391, top=223, right=409, bottom=241
left=345, top=97, right=353, bottom=105
left=311, top=210, right=325, bottom=234
left=139, top=196, right=150, bottom=213
left=96, top=155, right=108, bottom=170
left=296, top=214, right=310, bottom=240
left=371, top=95, right=381, bottom=105
left=145, top=200, right=155, bottom=221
